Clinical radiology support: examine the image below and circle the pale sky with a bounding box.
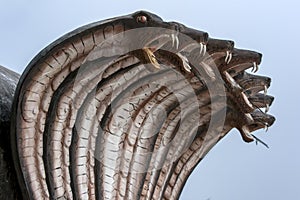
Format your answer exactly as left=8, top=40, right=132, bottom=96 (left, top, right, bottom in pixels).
left=0, top=1, right=299, bottom=199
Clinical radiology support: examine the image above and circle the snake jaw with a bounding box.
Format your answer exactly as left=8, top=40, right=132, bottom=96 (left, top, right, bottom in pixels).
left=239, top=125, right=255, bottom=142
left=234, top=107, right=275, bottom=143
left=237, top=112, right=273, bottom=143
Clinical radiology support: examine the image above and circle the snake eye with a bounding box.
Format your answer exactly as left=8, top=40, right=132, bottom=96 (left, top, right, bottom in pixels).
left=137, top=15, right=148, bottom=23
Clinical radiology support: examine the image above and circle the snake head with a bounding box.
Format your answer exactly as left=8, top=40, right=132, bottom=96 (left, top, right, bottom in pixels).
left=222, top=52, right=275, bottom=143
left=239, top=111, right=275, bottom=142
left=206, top=38, right=235, bottom=55
left=221, top=48, right=262, bottom=73
left=203, top=38, right=235, bottom=66
left=167, top=22, right=209, bottom=44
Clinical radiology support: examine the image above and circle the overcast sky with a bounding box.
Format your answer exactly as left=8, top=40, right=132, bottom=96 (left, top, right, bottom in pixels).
left=0, top=1, right=299, bottom=199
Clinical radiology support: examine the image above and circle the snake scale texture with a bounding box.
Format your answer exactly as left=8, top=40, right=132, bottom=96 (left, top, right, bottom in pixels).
left=0, top=10, right=275, bottom=200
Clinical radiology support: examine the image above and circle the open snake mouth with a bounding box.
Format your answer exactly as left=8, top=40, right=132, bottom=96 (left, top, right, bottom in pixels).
left=9, top=10, right=275, bottom=200
left=215, top=47, right=275, bottom=142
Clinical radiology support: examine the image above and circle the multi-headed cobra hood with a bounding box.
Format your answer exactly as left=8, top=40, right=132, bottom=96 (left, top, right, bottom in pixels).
left=5, top=11, right=275, bottom=200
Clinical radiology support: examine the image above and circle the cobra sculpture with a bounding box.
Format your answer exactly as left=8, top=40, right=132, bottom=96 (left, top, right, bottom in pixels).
left=0, top=11, right=275, bottom=200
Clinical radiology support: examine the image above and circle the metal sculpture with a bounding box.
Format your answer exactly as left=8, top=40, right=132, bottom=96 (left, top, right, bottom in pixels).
left=0, top=11, right=275, bottom=200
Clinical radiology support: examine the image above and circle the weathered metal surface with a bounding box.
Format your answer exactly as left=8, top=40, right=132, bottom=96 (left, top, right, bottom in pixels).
left=0, top=11, right=275, bottom=200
